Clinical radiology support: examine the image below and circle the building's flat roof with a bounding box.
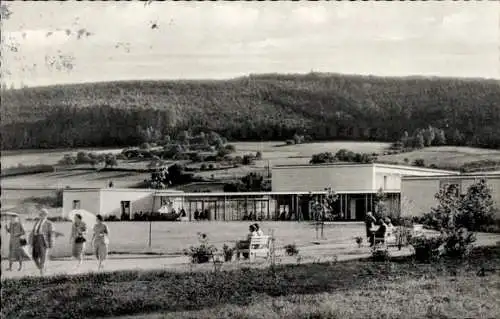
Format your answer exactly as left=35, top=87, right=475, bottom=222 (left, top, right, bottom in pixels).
left=154, top=189, right=400, bottom=197
left=64, top=188, right=184, bottom=193
left=402, top=173, right=500, bottom=181
left=273, top=162, right=458, bottom=174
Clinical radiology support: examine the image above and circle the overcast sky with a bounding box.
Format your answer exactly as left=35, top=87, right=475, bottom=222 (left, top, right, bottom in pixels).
left=2, top=1, right=499, bottom=87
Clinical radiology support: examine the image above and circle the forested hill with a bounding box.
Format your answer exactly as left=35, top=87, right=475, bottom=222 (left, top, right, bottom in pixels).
left=1, top=73, right=499, bottom=150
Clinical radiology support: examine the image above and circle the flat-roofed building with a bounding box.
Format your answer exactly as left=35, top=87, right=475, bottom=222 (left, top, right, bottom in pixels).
left=271, top=163, right=458, bottom=221
left=401, top=173, right=500, bottom=219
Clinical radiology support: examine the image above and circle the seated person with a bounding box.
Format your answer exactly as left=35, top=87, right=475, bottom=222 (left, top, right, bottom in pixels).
left=254, top=223, right=264, bottom=236
left=373, top=219, right=388, bottom=244
left=236, top=225, right=256, bottom=260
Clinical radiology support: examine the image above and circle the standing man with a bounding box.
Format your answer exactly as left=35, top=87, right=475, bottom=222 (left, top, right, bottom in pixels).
left=365, top=211, right=377, bottom=247
left=29, top=209, right=55, bottom=275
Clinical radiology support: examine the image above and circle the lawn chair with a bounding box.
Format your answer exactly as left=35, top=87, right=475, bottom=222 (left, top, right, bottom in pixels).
left=249, top=235, right=271, bottom=261
left=237, top=235, right=270, bottom=262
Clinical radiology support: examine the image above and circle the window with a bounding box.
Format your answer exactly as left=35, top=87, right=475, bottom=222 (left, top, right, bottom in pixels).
left=72, top=200, right=81, bottom=210
left=383, top=176, right=388, bottom=189
left=439, top=180, right=461, bottom=196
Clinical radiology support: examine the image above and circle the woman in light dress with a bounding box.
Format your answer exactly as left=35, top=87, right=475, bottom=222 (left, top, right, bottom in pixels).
left=6, top=216, right=27, bottom=271
left=92, top=214, right=110, bottom=270
left=70, top=214, right=87, bottom=268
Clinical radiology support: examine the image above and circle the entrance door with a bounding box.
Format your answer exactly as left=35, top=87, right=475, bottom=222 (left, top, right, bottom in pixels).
left=120, top=201, right=131, bottom=219
left=349, top=199, right=356, bottom=220
left=355, top=198, right=366, bottom=221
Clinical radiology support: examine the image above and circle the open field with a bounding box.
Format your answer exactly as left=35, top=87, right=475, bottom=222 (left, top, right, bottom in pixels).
left=1, top=141, right=389, bottom=187
left=379, top=146, right=500, bottom=170
left=1, top=170, right=149, bottom=189
left=1, top=147, right=124, bottom=169
left=2, top=244, right=499, bottom=319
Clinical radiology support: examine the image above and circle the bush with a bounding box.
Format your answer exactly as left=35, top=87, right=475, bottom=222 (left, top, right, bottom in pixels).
left=184, top=233, right=217, bottom=264
left=354, top=236, right=363, bottom=248
left=410, top=236, right=444, bottom=262
left=440, top=228, right=476, bottom=259
left=103, top=215, right=119, bottom=222
left=371, top=247, right=390, bottom=262
left=284, top=243, right=299, bottom=256
left=413, top=158, right=425, bottom=167
left=222, top=244, right=234, bottom=262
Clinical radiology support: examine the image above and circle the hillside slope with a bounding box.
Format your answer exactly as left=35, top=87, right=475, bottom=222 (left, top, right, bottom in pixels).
left=1, top=73, right=499, bottom=149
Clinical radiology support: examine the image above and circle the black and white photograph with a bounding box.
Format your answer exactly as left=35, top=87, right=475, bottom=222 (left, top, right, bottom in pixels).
left=1, top=1, right=500, bottom=318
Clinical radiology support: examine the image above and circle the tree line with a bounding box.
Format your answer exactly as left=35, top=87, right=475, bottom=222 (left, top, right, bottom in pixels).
left=1, top=73, right=499, bottom=150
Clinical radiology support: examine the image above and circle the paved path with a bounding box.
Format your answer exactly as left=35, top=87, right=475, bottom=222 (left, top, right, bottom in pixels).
left=2, top=232, right=499, bottom=280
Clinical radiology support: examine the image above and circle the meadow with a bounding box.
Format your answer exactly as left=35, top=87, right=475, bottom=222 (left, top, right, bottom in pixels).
left=1, top=147, right=123, bottom=169
left=378, top=146, right=500, bottom=170
left=4, top=142, right=500, bottom=191
left=2, top=244, right=499, bottom=319
left=0, top=221, right=368, bottom=259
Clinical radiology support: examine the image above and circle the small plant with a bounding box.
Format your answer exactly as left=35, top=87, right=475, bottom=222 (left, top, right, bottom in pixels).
left=354, top=236, right=363, bottom=248
left=184, top=232, right=217, bottom=264
left=371, top=247, right=390, bottom=262
left=222, top=244, right=234, bottom=262
left=284, top=243, right=299, bottom=256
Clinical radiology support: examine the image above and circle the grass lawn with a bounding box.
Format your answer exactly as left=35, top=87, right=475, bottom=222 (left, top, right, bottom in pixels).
left=1, top=221, right=368, bottom=259
left=379, top=146, right=500, bottom=170
left=2, top=245, right=499, bottom=319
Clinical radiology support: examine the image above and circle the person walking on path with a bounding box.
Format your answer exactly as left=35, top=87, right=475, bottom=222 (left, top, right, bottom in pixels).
left=70, top=214, right=88, bottom=269
left=6, top=216, right=27, bottom=271
left=92, top=214, right=110, bottom=271
left=29, top=209, right=55, bottom=276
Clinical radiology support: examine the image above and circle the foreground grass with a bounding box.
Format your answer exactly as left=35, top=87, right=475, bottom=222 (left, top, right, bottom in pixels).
left=120, top=276, right=500, bottom=319
left=2, top=245, right=499, bottom=319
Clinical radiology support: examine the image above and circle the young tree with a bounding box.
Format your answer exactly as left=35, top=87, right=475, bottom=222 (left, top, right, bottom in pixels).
left=434, top=129, right=447, bottom=145
left=310, top=187, right=339, bottom=239
left=373, top=187, right=388, bottom=219
left=401, top=131, right=410, bottom=148
left=456, top=179, right=495, bottom=231
left=414, top=130, right=425, bottom=149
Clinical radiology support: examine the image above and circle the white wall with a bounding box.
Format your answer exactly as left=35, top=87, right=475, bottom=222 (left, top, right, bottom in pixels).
left=63, top=190, right=101, bottom=217
left=100, top=190, right=154, bottom=217
left=401, top=176, right=500, bottom=219
left=272, top=165, right=374, bottom=192
left=374, top=165, right=457, bottom=192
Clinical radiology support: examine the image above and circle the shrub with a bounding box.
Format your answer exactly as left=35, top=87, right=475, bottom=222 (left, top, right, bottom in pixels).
left=410, top=236, right=444, bottom=262
left=371, top=247, right=390, bottom=262
left=200, top=163, right=208, bottom=171
left=413, top=158, right=425, bottom=167
left=104, top=215, right=118, bottom=222
left=455, top=179, right=495, bottom=231
left=184, top=233, right=217, bottom=264
left=284, top=243, right=299, bottom=256
left=354, top=236, right=363, bottom=248
left=222, top=244, right=234, bottom=262
left=242, top=154, right=255, bottom=165
left=440, top=228, right=476, bottom=259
